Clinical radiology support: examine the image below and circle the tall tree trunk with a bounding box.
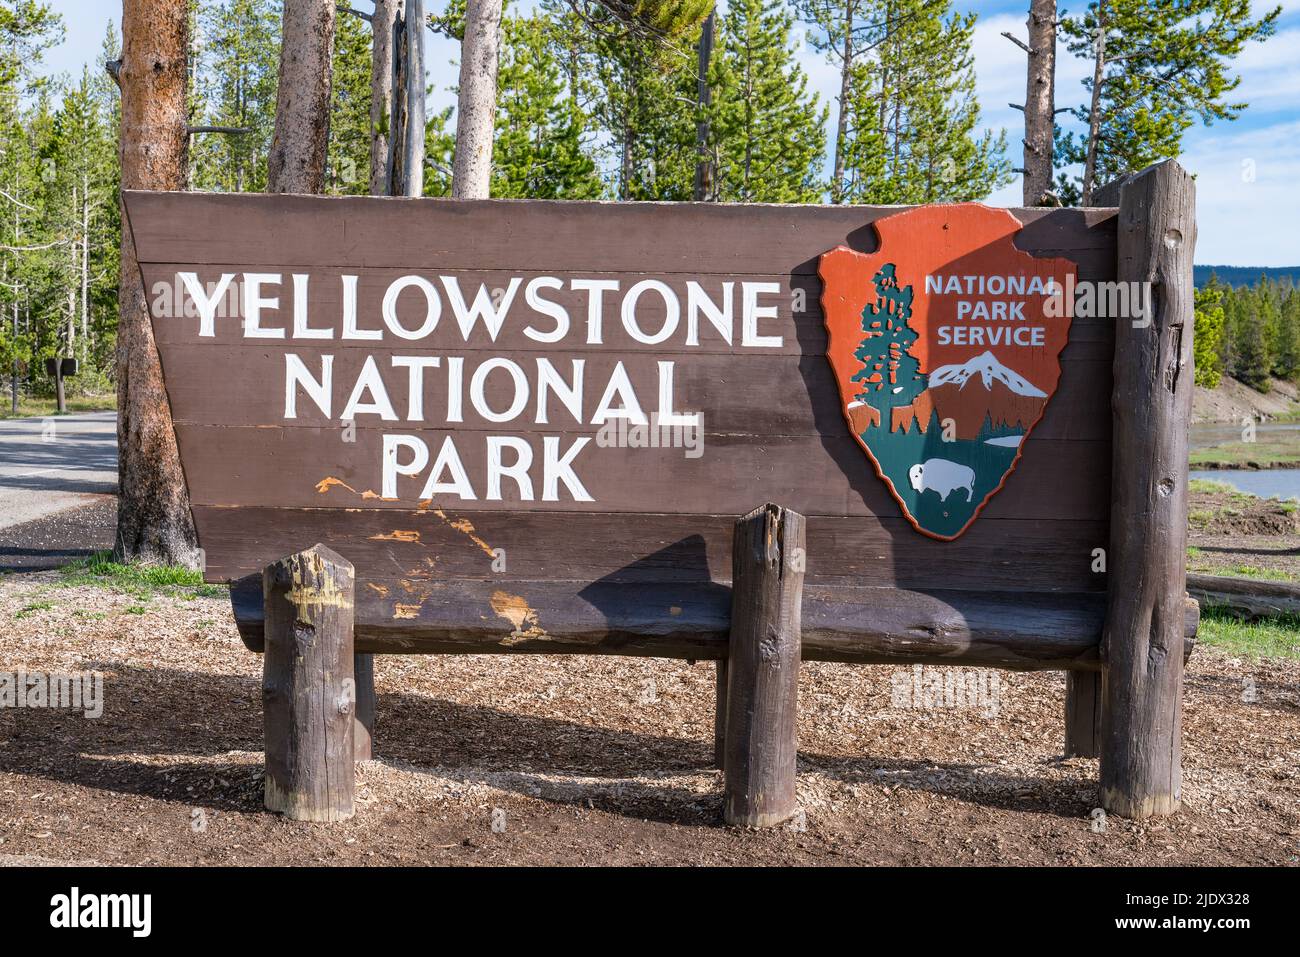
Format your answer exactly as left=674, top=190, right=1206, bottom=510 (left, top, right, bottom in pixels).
left=267, top=0, right=336, bottom=193
left=693, top=10, right=715, bottom=202
left=389, top=0, right=425, bottom=197
left=369, top=0, right=401, bottom=194
left=1081, top=3, right=1107, bottom=205
left=1021, top=0, right=1057, bottom=206
left=830, top=2, right=853, bottom=204
left=452, top=0, right=502, bottom=199
left=114, top=0, right=199, bottom=566
left=81, top=174, right=89, bottom=345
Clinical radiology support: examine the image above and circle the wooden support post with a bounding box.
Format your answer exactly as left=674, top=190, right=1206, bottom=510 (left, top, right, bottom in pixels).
left=1096, top=160, right=1195, bottom=819
left=713, top=659, right=727, bottom=769
left=724, top=503, right=805, bottom=828
left=354, top=652, right=375, bottom=761
left=263, top=544, right=356, bottom=821
left=1064, top=670, right=1102, bottom=758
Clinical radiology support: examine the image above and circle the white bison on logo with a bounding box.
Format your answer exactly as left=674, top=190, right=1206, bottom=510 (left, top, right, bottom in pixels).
left=908, top=459, right=976, bottom=503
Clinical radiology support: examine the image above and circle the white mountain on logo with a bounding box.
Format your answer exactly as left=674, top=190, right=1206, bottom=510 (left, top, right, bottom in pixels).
left=927, top=350, right=1046, bottom=397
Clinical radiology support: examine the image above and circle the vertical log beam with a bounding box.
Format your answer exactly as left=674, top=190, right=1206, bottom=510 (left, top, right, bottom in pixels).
left=1097, top=160, right=1195, bottom=819
left=354, top=650, right=375, bottom=761
left=713, top=659, right=727, bottom=769
left=1064, top=670, right=1101, bottom=758
left=724, top=503, right=804, bottom=828
left=263, top=545, right=356, bottom=821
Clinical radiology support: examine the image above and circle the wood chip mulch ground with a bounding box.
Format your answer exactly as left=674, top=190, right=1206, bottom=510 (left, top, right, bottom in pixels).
left=1, top=574, right=1297, bottom=866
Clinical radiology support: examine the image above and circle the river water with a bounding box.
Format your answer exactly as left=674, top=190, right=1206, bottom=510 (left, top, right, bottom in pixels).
left=1189, top=422, right=1300, bottom=500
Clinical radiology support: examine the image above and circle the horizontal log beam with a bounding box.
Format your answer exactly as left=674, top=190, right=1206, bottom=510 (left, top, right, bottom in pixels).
left=1187, top=572, right=1300, bottom=619
left=231, top=577, right=1198, bottom=671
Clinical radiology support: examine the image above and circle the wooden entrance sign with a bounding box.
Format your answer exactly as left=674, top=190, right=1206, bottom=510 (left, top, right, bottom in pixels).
left=123, top=159, right=1196, bottom=825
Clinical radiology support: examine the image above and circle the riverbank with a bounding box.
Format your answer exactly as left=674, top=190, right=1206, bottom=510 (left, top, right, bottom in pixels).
left=1193, top=375, right=1298, bottom=425
left=1190, top=382, right=1300, bottom=470
left=1187, top=479, right=1298, bottom=583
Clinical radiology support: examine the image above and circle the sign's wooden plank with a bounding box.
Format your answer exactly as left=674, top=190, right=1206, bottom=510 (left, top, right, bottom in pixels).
left=174, top=424, right=1109, bottom=518
left=194, top=506, right=1108, bottom=593
left=125, top=191, right=1117, bottom=274
left=140, top=263, right=1119, bottom=355
left=158, top=346, right=1114, bottom=441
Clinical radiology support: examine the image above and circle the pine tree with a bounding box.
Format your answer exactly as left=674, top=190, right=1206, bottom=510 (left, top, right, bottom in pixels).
left=191, top=0, right=281, bottom=192
left=851, top=263, right=924, bottom=421
left=707, top=0, right=826, bottom=203
left=492, top=14, right=602, bottom=199
left=1275, top=289, right=1300, bottom=383
left=1192, top=278, right=1225, bottom=388
left=1059, top=0, right=1280, bottom=203
left=795, top=0, right=905, bottom=204
left=0, top=0, right=64, bottom=410
left=1231, top=300, right=1271, bottom=391
left=848, top=0, right=1011, bottom=203
left=327, top=7, right=371, bottom=195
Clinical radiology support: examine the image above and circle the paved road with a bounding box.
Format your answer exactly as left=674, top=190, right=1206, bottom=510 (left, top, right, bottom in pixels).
left=0, top=412, right=118, bottom=570
left=0, top=412, right=118, bottom=528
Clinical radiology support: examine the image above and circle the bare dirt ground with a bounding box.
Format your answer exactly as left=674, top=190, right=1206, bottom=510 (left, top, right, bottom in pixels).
left=1193, top=376, right=1299, bottom=425
left=1, top=574, right=1297, bottom=866
left=1188, top=483, right=1300, bottom=580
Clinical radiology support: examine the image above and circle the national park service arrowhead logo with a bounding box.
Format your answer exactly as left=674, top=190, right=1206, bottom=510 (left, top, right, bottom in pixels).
left=819, top=205, right=1077, bottom=540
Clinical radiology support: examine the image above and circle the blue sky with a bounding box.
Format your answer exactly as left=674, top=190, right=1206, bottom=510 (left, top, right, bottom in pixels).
left=38, top=0, right=1300, bottom=266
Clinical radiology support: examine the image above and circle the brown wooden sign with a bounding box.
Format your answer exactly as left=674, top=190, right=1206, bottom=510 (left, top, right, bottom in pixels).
left=123, top=191, right=1132, bottom=666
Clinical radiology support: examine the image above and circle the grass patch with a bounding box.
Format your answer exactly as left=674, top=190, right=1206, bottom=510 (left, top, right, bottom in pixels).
left=58, top=551, right=225, bottom=600
left=0, top=394, right=116, bottom=420
left=1188, top=562, right=1296, bottom=583
left=1189, top=478, right=1237, bottom=495
left=15, top=599, right=54, bottom=619
left=1198, top=607, right=1300, bottom=659
left=1190, top=436, right=1300, bottom=468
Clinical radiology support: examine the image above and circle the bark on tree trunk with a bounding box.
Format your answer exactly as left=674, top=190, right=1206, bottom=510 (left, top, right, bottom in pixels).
left=114, top=0, right=199, bottom=567
left=452, top=0, right=502, bottom=200
left=1022, top=0, right=1057, bottom=206
left=693, top=10, right=715, bottom=202
left=830, top=8, right=853, bottom=205
left=394, top=0, right=425, bottom=197
left=1081, top=4, right=1107, bottom=206
left=267, top=0, right=336, bottom=194
left=369, top=0, right=401, bottom=195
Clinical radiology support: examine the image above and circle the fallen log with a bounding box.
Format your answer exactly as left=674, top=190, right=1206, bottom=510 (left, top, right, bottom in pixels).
left=1187, top=573, right=1300, bottom=620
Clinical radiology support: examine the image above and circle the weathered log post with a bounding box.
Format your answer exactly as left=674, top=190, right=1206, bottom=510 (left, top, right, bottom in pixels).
left=724, top=503, right=805, bottom=827
left=1064, top=671, right=1101, bottom=758
left=263, top=544, right=357, bottom=821
left=713, top=660, right=728, bottom=769
left=1096, top=159, right=1195, bottom=819
left=354, top=652, right=375, bottom=761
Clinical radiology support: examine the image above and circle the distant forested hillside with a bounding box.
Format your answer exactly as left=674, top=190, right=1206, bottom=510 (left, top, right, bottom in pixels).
left=1196, top=266, right=1300, bottom=288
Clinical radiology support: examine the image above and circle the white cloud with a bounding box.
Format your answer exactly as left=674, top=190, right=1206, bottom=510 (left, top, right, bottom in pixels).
left=1226, top=27, right=1300, bottom=114
left=1180, top=120, right=1300, bottom=266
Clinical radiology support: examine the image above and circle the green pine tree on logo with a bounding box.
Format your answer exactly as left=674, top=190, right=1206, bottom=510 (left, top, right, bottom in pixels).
left=851, top=264, right=926, bottom=426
